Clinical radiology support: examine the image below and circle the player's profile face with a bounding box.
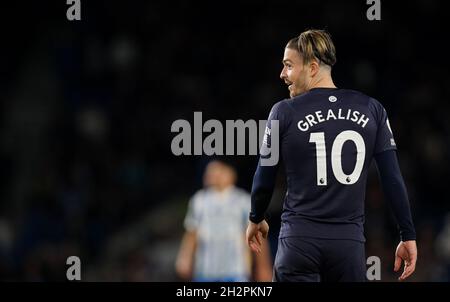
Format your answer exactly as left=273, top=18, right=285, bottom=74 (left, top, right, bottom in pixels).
left=203, top=161, right=222, bottom=188
left=280, top=48, right=308, bottom=98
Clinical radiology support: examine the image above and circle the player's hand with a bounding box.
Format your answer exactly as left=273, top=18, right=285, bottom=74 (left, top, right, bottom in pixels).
left=394, top=240, right=417, bottom=281
left=175, top=257, right=192, bottom=281
left=246, top=220, right=269, bottom=254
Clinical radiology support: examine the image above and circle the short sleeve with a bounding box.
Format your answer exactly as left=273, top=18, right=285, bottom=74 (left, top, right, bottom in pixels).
left=183, top=193, right=201, bottom=231
left=372, top=99, right=397, bottom=154
left=240, top=191, right=251, bottom=229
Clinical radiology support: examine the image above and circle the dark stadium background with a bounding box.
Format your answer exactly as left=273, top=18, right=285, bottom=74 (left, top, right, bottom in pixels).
left=0, top=0, right=448, bottom=281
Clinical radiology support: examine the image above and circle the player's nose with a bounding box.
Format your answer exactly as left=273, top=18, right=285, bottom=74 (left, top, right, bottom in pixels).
left=280, top=68, right=286, bottom=80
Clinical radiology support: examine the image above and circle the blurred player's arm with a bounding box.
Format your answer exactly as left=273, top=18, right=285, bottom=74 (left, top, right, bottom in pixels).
left=175, top=230, right=197, bottom=281
left=375, top=149, right=417, bottom=281
left=251, top=237, right=273, bottom=281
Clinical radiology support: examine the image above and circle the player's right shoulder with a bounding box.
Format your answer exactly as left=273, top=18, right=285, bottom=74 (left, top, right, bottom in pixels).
left=267, top=98, right=294, bottom=121
left=190, top=188, right=209, bottom=205
left=269, top=98, right=290, bottom=114
left=267, top=99, right=294, bottom=132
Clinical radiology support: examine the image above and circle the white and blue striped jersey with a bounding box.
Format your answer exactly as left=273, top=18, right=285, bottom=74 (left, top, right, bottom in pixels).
left=184, top=186, right=251, bottom=281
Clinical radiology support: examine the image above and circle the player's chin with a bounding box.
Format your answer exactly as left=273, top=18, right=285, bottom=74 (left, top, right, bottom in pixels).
left=289, top=90, right=298, bottom=98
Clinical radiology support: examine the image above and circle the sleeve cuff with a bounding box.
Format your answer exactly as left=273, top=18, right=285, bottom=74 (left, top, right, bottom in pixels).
left=400, top=231, right=416, bottom=241
left=249, top=212, right=265, bottom=224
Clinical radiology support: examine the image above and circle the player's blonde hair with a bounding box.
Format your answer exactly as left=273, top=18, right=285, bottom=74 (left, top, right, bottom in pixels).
left=286, top=29, right=336, bottom=67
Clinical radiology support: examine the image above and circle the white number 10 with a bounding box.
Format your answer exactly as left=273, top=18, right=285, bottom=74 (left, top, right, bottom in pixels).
left=309, top=130, right=366, bottom=186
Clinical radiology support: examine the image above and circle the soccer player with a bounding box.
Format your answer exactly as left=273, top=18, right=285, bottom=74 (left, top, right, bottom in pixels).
left=246, top=29, right=417, bottom=282
left=176, top=160, right=272, bottom=282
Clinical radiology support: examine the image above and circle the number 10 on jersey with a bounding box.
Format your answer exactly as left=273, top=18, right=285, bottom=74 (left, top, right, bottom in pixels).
left=309, top=130, right=366, bottom=186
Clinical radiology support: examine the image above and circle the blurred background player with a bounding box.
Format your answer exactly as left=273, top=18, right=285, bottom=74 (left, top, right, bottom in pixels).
left=176, top=160, right=272, bottom=282
left=246, top=29, right=417, bottom=282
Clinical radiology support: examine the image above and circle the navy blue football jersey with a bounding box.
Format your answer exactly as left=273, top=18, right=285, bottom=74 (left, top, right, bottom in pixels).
left=261, top=87, right=397, bottom=242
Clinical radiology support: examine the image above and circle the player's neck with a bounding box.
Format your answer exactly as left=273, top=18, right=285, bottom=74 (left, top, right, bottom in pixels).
left=309, top=73, right=336, bottom=90
left=212, top=184, right=233, bottom=192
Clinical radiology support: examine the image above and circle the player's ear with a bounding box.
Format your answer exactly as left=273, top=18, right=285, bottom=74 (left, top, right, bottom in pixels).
left=309, top=60, right=320, bottom=77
